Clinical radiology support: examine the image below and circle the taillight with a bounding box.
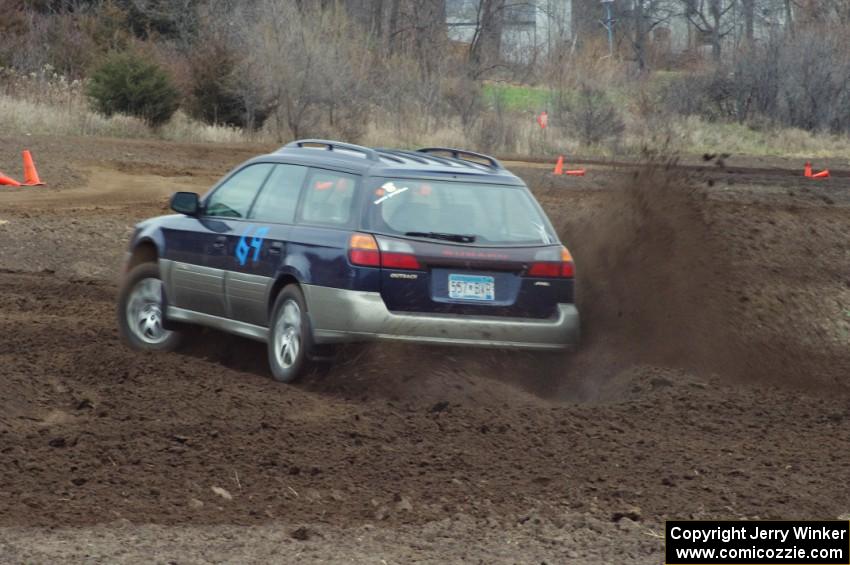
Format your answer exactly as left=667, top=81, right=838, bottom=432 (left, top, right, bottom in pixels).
left=527, top=246, right=574, bottom=278
left=381, top=252, right=421, bottom=270
left=349, top=233, right=380, bottom=266
left=378, top=238, right=421, bottom=270
left=348, top=233, right=422, bottom=270
left=528, top=262, right=562, bottom=277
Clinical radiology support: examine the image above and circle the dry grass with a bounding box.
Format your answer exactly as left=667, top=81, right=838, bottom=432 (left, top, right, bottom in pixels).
left=0, top=68, right=251, bottom=144
left=658, top=117, right=850, bottom=159
left=0, top=93, right=149, bottom=138
left=158, top=112, right=250, bottom=144
left=0, top=93, right=250, bottom=144
left=3, top=75, right=850, bottom=159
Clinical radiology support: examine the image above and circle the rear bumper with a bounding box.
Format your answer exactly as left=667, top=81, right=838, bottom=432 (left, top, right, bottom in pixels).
left=302, top=284, right=579, bottom=351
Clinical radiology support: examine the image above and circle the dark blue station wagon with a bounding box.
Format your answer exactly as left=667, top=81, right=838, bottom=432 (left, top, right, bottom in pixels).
left=118, top=140, right=580, bottom=382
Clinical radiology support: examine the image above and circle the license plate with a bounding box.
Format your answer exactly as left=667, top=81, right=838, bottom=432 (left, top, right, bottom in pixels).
left=448, top=274, right=495, bottom=301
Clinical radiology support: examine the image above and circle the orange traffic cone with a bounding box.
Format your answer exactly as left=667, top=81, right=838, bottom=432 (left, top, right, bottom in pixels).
left=553, top=155, right=564, bottom=175
left=565, top=169, right=586, bottom=176
left=21, top=150, right=45, bottom=186
left=0, top=170, right=21, bottom=187
left=804, top=162, right=812, bottom=177
left=812, top=169, right=830, bottom=179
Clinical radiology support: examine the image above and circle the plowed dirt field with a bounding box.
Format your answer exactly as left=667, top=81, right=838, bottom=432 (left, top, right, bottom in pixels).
left=1, top=136, right=849, bottom=564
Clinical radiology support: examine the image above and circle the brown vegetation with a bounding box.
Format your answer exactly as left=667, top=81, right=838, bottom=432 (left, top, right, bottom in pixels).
left=1, top=1, right=849, bottom=156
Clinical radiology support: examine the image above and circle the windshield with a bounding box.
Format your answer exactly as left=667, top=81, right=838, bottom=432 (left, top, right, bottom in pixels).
left=365, top=178, right=556, bottom=245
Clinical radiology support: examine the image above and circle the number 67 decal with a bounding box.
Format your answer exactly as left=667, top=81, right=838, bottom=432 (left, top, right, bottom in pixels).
left=235, top=225, right=270, bottom=266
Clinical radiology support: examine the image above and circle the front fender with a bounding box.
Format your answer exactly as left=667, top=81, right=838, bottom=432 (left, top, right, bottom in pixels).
left=124, top=216, right=179, bottom=272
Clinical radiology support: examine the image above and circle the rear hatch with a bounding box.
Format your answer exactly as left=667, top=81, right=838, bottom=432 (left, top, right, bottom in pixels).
left=358, top=177, right=575, bottom=319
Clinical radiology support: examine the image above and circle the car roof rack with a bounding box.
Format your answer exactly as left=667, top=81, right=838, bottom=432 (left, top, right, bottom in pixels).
left=375, top=147, right=430, bottom=165
left=376, top=148, right=494, bottom=172
left=417, top=147, right=502, bottom=170
left=281, top=139, right=379, bottom=161
left=376, top=149, right=446, bottom=166
left=374, top=150, right=406, bottom=164
left=278, top=140, right=506, bottom=173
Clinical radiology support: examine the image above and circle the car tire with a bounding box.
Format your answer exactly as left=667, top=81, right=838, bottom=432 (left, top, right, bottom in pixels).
left=118, top=263, right=182, bottom=352
left=267, top=284, right=313, bottom=383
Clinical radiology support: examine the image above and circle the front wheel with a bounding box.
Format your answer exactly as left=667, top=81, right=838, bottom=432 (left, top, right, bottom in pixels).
left=117, top=263, right=182, bottom=351
left=267, top=285, right=313, bottom=382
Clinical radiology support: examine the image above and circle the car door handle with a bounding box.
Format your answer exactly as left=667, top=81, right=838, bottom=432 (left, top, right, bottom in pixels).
left=213, top=236, right=227, bottom=249
left=269, top=242, right=284, bottom=255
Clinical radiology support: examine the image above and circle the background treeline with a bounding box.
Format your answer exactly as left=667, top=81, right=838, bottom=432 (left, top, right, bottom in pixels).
left=1, top=0, right=849, bottom=157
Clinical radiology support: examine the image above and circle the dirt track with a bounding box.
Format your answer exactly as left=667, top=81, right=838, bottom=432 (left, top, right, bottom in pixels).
left=1, top=136, right=850, bottom=563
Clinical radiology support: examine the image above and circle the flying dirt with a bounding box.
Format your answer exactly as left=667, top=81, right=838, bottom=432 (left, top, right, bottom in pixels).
left=1, top=136, right=849, bottom=563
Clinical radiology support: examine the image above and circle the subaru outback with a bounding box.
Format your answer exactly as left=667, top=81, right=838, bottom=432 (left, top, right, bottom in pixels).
left=118, top=140, right=579, bottom=382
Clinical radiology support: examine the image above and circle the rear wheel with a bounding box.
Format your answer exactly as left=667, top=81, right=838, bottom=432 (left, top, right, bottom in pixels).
left=118, top=263, right=182, bottom=351
left=268, top=285, right=313, bottom=382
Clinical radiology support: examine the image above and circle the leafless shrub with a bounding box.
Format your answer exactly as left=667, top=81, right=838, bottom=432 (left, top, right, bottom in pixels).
left=660, top=71, right=734, bottom=122
left=562, top=84, right=625, bottom=147
left=443, top=74, right=484, bottom=139
left=242, top=1, right=373, bottom=142
left=776, top=29, right=850, bottom=133
left=540, top=37, right=630, bottom=93
left=184, top=37, right=259, bottom=130
left=371, top=55, right=423, bottom=144
left=665, top=26, right=850, bottom=135
left=628, top=82, right=675, bottom=146
left=472, top=90, right=517, bottom=154
left=729, top=40, right=781, bottom=122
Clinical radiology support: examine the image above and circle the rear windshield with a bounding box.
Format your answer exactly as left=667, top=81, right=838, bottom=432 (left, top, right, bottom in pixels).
left=364, top=178, right=556, bottom=245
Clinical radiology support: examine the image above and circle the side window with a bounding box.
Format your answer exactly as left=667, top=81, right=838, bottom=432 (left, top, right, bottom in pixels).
left=249, top=164, right=308, bottom=224
left=299, top=170, right=358, bottom=226
left=204, top=163, right=273, bottom=218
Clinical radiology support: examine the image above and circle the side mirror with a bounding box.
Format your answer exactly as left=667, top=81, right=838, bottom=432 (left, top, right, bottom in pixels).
left=170, top=192, right=200, bottom=216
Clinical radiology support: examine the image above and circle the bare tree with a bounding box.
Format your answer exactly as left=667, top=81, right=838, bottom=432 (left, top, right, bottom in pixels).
left=796, top=0, right=850, bottom=26
left=468, top=0, right=506, bottom=76
left=625, top=0, right=676, bottom=71
left=782, top=0, right=793, bottom=36
left=241, top=1, right=319, bottom=140
left=680, top=0, right=736, bottom=61
left=411, top=0, right=448, bottom=77
left=356, top=0, right=448, bottom=64
left=741, top=0, right=754, bottom=43
left=242, top=1, right=374, bottom=141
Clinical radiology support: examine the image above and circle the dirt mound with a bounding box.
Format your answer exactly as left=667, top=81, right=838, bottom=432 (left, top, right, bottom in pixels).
left=305, top=342, right=566, bottom=407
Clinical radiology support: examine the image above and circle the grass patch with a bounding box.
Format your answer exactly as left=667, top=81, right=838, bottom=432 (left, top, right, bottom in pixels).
left=483, top=83, right=550, bottom=111
left=666, top=117, right=850, bottom=159
left=0, top=93, right=249, bottom=144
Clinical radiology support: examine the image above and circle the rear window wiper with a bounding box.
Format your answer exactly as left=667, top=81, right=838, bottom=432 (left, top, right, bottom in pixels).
left=404, top=231, right=476, bottom=243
